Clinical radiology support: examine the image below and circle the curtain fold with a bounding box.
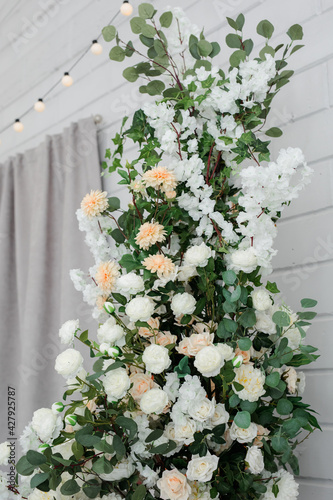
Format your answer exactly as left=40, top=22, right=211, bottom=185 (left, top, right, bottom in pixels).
left=0, top=117, right=101, bottom=441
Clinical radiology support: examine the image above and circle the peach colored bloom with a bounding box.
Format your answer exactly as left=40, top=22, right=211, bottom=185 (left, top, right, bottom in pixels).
left=143, top=166, right=178, bottom=193
left=165, top=190, right=177, bottom=199
left=84, top=398, right=97, bottom=413
left=138, top=317, right=160, bottom=338
left=283, top=367, right=298, bottom=394
left=135, top=222, right=167, bottom=250
left=95, top=261, right=120, bottom=293
left=187, top=332, right=214, bottom=356
left=143, top=254, right=175, bottom=279
left=192, top=321, right=217, bottom=334
left=130, top=373, right=156, bottom=401
left=157, top=469, right=191, bottom=500
left=254, top=424, right=270, bottom=447
left=235, top=347, right=251, bottom=364
left=176, top=337, right=191, bottom=356
left=96, top=295, right=108, bottom=310
left=151, top=331, right=177, bottom=347
left=81, top=189, right=108, bottom=218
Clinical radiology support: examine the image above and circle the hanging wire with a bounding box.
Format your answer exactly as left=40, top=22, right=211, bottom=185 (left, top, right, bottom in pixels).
left=0, top=8, right=121, bottom=138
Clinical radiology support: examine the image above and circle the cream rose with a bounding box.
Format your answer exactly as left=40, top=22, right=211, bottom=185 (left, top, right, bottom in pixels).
left=157, top=469, right=191, bottom=500
left=255, top=311, right=276, bottom=334
left=152, top=331, right=177, bottom=347
left=54, top=348, right=83, bottom=379
left=194, top=345, right=224, bottom=377
left=97, top=318, right=125, bottom=345
left=129, top=373, right=155, bottom=401
left=188, top=397, right=215, bottom=422
left=230, top=421, right=257, bottom=443
left=216, top=343, right=234, bottom=361
left=140, top=388, right=169, bottom=415
left=174, top=417, right=197, bottom=444
left=251, top=289, right=272, bottom=311
left=209, top=403, right=229, bottom=426
left=186, top=452, right=219, bottom=482
left=58, top=319, right=79, bottom=345
left=176, top=337, right=191, bottom=356
left=116, top=272, right=145, bottom=295
left=233, top=364, right=266, bottom=402
left=125, top=297, right=155, bottom=322
left=283, top=367, right=298, bottom=394
left=245, top=446, right=264, bottom=474
left=142, top=344, right=171, bottom=374
left=171, top=293, right=196, bottom=317
left=229, top=247, right=257, bottom=273
left=31, top=408, right=62, bottom=443
left=184, top=243, right=213, bottom=268
left=102, top=368, right=130, bottom=402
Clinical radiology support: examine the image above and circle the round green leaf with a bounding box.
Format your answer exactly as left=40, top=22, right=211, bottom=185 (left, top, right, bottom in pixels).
left=234, top=410, right=251, bottom=429
left=123, top=67, right=139, bottom=82
left=265, top=371, right=280, bottom=388
left=109, top=46, right=126, bottom=62
left=26, top=450, right=47, bottom=466
left=138, top=3, right=155, bottom=19
left=198, top=40, right=213, bottom=57
left=225, top=33, right=242, bottom=49
left=257, top=20, right=274, bottom=39
left=102, top=26, right=116, bottom=42
left=265, top=127, right=282, bottom=138
left=229, top=394, right=240, bottom=408
left=30, top=473, right=50, bottom=489
left=141, top=24, right=156, bottom=38
left=130, top=17, right=146, bottom=35
left=222, top=270, right=237, bottom=285
left=272, top=311, right=290, bottom=327
left=287, top=24, right=303, bottom=41
left=276, top=398, right=293, bottom=415
left=301, top=298, right=317, bottom=308
left=61, top=479, right=81, bottom=496
left=160, top=11, right=173, bottom=28
left=238, top=338, right=252, bottom=351
left=146, top=80, right=165, bottom=96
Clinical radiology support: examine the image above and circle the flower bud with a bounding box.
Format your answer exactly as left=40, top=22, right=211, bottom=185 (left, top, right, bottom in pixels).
left=104, top=302, right=115, bottom=315
left=109, top=346, right=121, bottom=358
left=65, top=415, right=77, bottom=426
left=38, top=443, right=50, bottom=452
left=232, top=355, right=243, bottom=368
left=52, top=402, right=64, bottom=414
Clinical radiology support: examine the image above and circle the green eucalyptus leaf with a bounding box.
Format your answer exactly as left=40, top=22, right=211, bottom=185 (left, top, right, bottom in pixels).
left=61, top=479, right=81, bottom=496
left=238, top=337, right=252, bottom=351
left=301, top=298, right=318, bottom=308
left=109, top=46, right=126, bottom=62
left=146, top=80, right=165, bottom=96
left=138, top=3, right=155, bottom=19
left=276, top=398, right=293, bottom=415
left=287, top=24, right=303, bottom=41
left=229, top=49, right=246, bottom=67
left=257, top=20, right=274, bottom=39
left=198, top=39, right=213, bottom=57
left=272, top=311, right=290, bottom=327
left=160, top=11, right=173, bottom=28
left=265, top=371, right=280, bottom=388
left=130, top=17, right=146, bottom=34
left=141, top=24, right=156, bottom=38
left=234, top=411, right=251, bottom=429
left=265, top=127, right=283, bottom=137
left=225, top=33, right=242, bottom=49
left=102, top=26, right=116, bottom=42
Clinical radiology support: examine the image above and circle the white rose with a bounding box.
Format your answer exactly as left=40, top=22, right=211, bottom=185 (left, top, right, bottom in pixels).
left=255, top=310, right=276, bottom=334
left=251, top=289, right=272, bottom=311
left=125, top=297, right=155, bottom=322
left=59, top=319, right=79, bottom=345
left=174, top=417, right=197, bottom=444
left=245, top=446, right=264, bottom=474
left=142, top=344, right=171, bottom=374
left=97, top=318, right=125, bottom=345
left=188, top=397, right=215, bottom=422
left=216, top=343, right=234, bottom=361
left=283, top=367, right=298, bottom=394
left=262, top=469, right=299, bottom=500
left=230, top=247, right=257, bottom=273
left=31, top=408, right=62, bottom=443
left=157, top=469, right=191, bottom=500
left=140, top=388, right=169, bottom=414
left=230, top=421, right=257, bottom=443
left=282, top=327, right=302, bottom=351
left=186, top=452, right=219, bottom=482
left=116, top=273, right=145, bottom=295
left=209, top=403, right=229, bottom=426
left=100, top=458, right=135, bottom=481
left=184, top=243, right=213, bottom=268
left=178, top=265, right=198, bottom=282
left=55, top=349, right=83, bottom=379
left=233, top=364, right=266, bottom=402
left=0, top=442, right=10, bottom=466
left=171, top=293, right=196, bottom=317
left=102, top=368, right=130, bottom=401
left=194, top=345, right=224, bottom=377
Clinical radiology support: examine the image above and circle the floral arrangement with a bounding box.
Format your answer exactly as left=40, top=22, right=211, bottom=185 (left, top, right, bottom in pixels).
left=0, top=4, right=321, bottom=500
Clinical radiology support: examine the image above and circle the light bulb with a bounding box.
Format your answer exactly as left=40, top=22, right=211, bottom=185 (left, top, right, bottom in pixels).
left=62, top=72, right=73, bottom=87
left=120, top=1, right=133, bottom=16
left=91, top=40, right=103, bottom=55
left=13, top=119, right=24, bottom=132
left=34, top=98, right=45, bottom=112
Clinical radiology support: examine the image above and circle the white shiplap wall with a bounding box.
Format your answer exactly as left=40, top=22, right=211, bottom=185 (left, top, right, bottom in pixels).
left=0, top=0, right=332, bottom=497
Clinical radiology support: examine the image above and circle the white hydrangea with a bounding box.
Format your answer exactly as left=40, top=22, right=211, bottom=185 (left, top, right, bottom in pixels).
left=0, top=443, right=10, bottom=466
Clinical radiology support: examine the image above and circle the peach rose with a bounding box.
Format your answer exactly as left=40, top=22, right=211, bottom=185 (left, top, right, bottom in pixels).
left=187, top=332, right=214, bottom=356
left=138, top=317, right=160, bottom=338
left=84, top=398, right=97, bottom=413
left=254, top=424, right=270, bottom=447
left=151, top=331, right=177, bottom=347
left=129, top=373, right=155, bottom=401
left=176, top=338, right=191, bottom=356
left=282, top=367, right=298, bottom=394
left=157, top=469, right=191, bottom=500
left=235, top=347, right=251, bottom=364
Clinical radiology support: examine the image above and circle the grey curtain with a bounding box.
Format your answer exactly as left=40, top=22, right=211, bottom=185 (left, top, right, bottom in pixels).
left=0, top=117, right=101, bottom=442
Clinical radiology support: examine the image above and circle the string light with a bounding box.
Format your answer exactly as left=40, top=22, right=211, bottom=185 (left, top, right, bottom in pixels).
left=34, top=99, right=45, bottom=112
left=91, top=40, right=103, bottom=55
left=0, top=7, right=122, bottom=143
left=120, top=1, right=133, bottom=16
left=13, top=119, right=24, bottom=132
left=62, top=72, right=73, bottom=87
